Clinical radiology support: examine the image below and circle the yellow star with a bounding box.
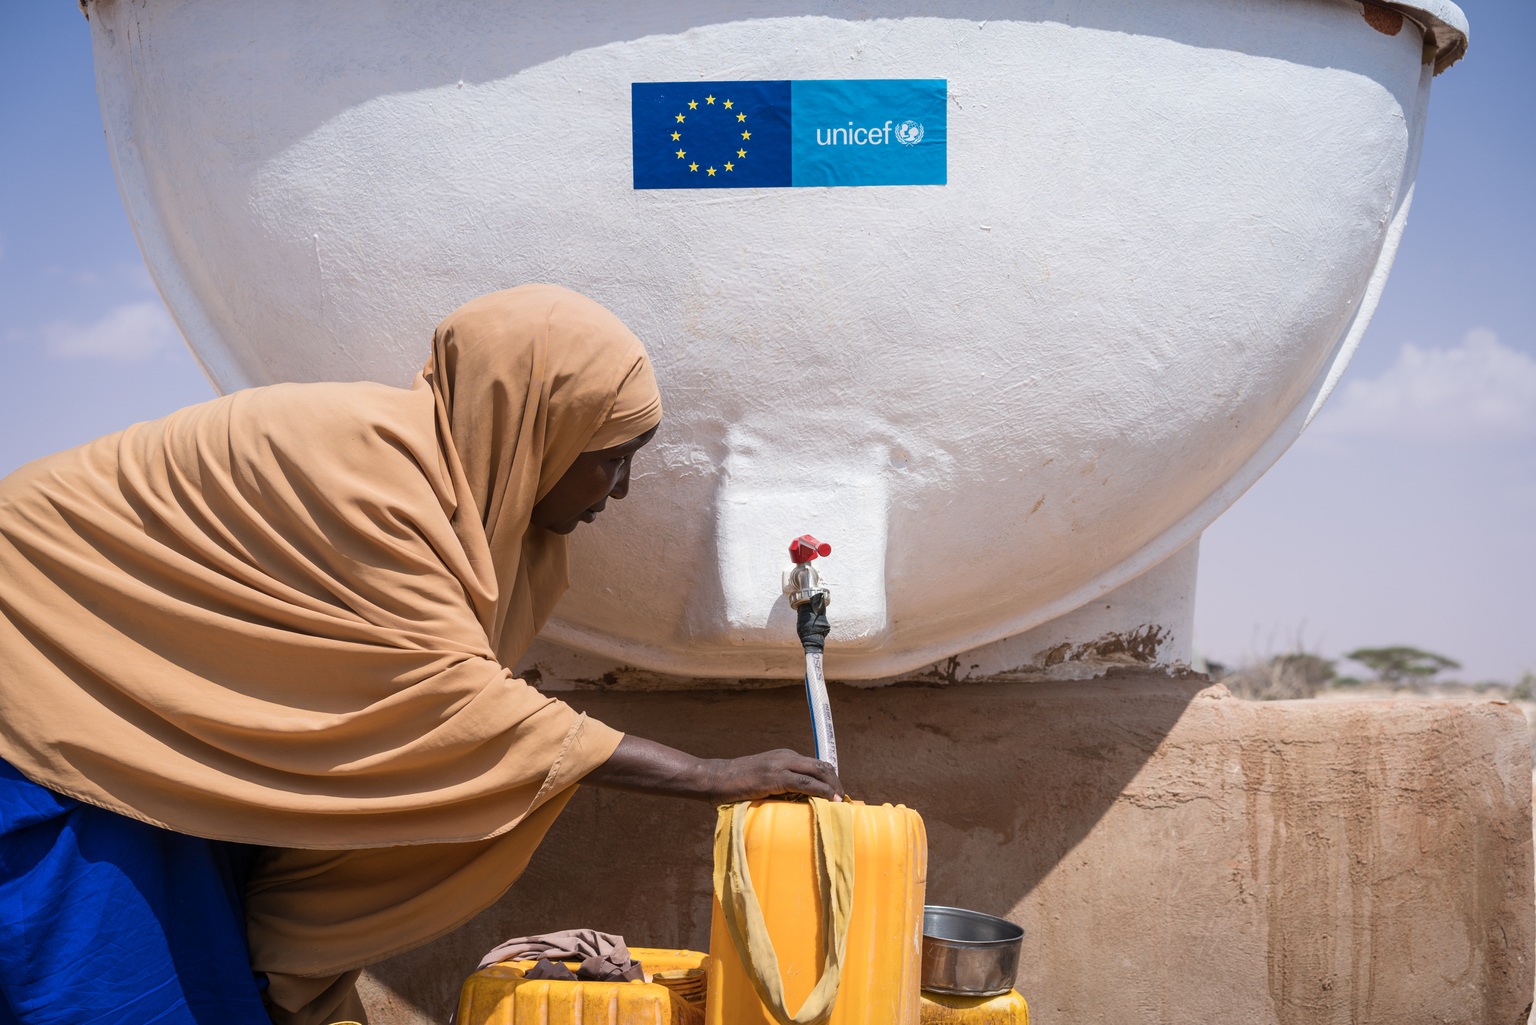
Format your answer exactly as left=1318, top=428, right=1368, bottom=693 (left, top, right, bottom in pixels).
left=706, top=166, right=716, bottom=176
left=671, top=131, right=680, bottom=140
left=741, top=130, right=751, bottom=140
left=675, top=149, right=686, bottom=159
left=705, top=95, right=715, bottom=105
left=689, top=162, right=699, bottom=171
left=688, top=100, right=698, bottom=109
left=723, top=100, right=734, bottom=109
left=736, top=113, right=747, bottom=122
left=724, top=161, right=734, bottom=171
left=737, top=148, right=746, bottom=158
left=675, top=113, right=685, bottom=123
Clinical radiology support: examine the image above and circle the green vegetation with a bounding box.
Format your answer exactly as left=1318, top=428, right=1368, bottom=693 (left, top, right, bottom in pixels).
left=1344, top=646, right=1461, bottom=685
left=1210, top=645, right=1535, bottom=704
left=1513, top=672, right=1536, bottom=701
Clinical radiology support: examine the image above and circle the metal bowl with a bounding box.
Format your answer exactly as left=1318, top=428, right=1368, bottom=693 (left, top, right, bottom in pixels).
left=920, top=906, right=1025, bottom=997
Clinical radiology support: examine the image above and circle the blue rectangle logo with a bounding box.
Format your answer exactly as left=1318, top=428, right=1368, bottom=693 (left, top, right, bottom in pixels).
left=790, top=79, right=947, bottom=186
left=631, top=79, right=946, bottom=189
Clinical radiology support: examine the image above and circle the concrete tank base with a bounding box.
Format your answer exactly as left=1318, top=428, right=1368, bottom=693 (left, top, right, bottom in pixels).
left=521, top=542, right=1201, bottom=689
left=358, top=673, right=1534, bottom=1025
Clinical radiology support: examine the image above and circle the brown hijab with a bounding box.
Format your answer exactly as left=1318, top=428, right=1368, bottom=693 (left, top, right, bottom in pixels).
left=0, top=285, right=662, bottom=994
left=427, top=284, right=660, bottom=669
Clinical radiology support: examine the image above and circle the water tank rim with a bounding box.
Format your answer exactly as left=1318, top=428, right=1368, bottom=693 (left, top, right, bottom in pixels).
left=1381, top=0, right=1468, bottom=74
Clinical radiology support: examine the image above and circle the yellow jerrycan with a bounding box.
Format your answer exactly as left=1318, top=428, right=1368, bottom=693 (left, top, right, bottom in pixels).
left=708, top=797, right=927, bottom=1025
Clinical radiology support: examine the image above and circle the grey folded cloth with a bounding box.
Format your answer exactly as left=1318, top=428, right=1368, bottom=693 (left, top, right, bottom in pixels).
left=522, top=959, right=580, bottom=981
left=477, top=929, right=645, bottom=983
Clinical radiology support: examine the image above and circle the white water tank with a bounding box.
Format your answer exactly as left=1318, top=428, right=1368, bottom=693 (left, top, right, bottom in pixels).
left=87, top=0, right=1466, bottom=682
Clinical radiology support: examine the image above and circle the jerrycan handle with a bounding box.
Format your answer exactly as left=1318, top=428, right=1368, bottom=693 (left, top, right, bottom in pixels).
left=713, top=798, right=856, bottom=1025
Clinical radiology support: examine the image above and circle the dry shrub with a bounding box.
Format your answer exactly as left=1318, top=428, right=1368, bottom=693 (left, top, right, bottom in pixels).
left=1221, top=653, right=1337, bottom=701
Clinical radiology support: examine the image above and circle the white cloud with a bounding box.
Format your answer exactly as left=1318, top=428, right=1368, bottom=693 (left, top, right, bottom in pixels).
left=1314, top=329, right=1536, bottom=442
left=42, top=301, right=182, bottom=361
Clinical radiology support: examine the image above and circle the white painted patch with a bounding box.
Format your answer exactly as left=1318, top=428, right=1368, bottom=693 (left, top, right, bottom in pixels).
left=713, top=452, right=888, bottom=650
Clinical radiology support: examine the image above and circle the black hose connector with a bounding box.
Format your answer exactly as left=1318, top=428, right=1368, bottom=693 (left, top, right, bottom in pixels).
left=796, top=592, right=830, bottom=654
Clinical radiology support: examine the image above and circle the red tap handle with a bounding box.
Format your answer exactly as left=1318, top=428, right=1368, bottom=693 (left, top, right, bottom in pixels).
left=789, top=534, right=832, bottom=563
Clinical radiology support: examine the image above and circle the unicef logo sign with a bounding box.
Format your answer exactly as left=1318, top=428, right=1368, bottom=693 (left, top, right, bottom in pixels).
left=789, top=79, right=946, bottom=185
left=812, top=119, right=926, bottom=148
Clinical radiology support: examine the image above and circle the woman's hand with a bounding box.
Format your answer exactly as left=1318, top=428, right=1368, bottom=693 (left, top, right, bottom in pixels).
left=696, top=748, right=845, bottom=804
left=581, top=735, right=844, bottom=804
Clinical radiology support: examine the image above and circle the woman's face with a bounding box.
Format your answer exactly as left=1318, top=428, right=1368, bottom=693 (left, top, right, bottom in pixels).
left=530, top=426, right=658, bottom=535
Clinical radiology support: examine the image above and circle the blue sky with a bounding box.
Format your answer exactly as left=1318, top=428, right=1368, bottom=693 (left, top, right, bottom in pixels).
left=2, top=2, right=1532, bottom=681
left=1194, top=1, right=1535, bottom=682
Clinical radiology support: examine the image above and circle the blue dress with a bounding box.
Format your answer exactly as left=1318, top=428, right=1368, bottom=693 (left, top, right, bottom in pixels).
left=0, top=760, right=272, bottom=1024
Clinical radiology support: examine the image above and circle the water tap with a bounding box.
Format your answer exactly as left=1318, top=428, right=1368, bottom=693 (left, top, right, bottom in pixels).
left=784, top=534, right=831, bottom=609
left=784, top=534, right=832, bottom=655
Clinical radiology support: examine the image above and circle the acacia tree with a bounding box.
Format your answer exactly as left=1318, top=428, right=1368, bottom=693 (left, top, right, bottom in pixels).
left=1345, top=646, right=1460, bottom=685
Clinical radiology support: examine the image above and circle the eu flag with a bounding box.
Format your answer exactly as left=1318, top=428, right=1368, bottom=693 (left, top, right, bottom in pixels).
left=632, top=81, right=793, bottom=189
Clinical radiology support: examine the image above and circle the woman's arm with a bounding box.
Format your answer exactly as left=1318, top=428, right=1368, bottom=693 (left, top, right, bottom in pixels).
left=581, top=735, right=844, bottom=804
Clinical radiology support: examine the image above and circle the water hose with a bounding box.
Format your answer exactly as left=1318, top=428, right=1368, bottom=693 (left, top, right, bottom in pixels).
left=796, top=592, right=837, bottom=772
